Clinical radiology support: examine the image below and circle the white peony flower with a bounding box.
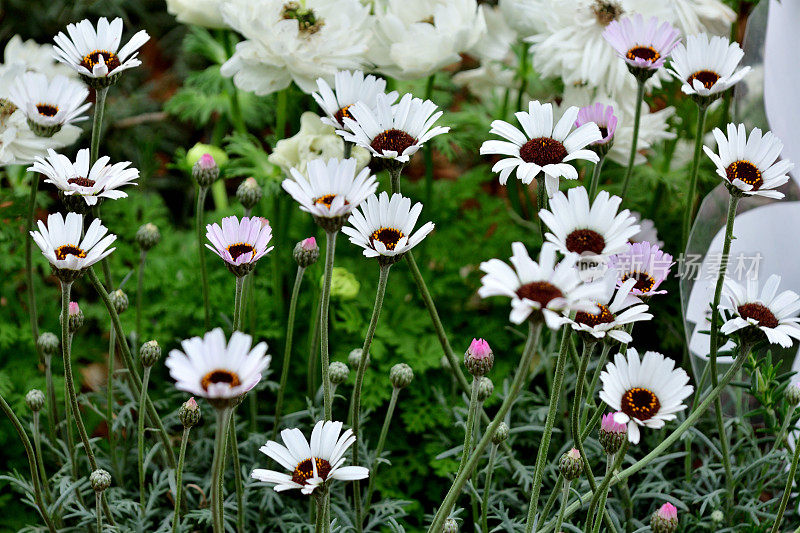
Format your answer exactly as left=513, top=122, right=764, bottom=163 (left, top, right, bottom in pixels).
left=166, top=0, right=228, bottom=28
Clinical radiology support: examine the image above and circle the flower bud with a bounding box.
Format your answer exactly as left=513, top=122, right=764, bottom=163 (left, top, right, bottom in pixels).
left=179, top=397, right=202, bottom=428
left=37, top=332, right=59, bottom=356
left=329, top=361, right=349, bottom=385
left=90, top=469, right=112, bottom=492
left=492, top=421, right=509, bottom=445
left=236, top=177, right=262, bottom=210
left=140, top=340, right=161, bottom=368
left=599, top=413, right=627, bottom=455
left=390, top=363, right=413, bottom=389
left=59, top=301, right=85, bottom=333
left=710, top=510, right=723, bottom=524
left=476, top=377, right=494, bottom=402
left=443, top=517, right=459, bottom=533
left=110, top=289, right=129, bottom=314
left=650, top=502, right=678, bottom=533
left=193, top=153, right=220, bottom=188
left=348, top=348, right=370, bottom=369
left=464, top=338, right=493, bottom=377
left=294, top=237, right=320, bottom=268
left=25, top=389, right=45, bottom=412
left=559, top=448, right=582, bottom=481
left=136, top=223, right=161, bottom=251
left=787, top=382, right=800, bottom=405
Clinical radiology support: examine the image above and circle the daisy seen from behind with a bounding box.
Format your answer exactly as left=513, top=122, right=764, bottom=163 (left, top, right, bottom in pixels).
left=668, top=33, right=750, bottom=103
left=607, top=241, right=674, bottom=297
left=312, top=70, right=397, bottom=131
left=9, top=73, right=90, bottom=137
left=206, top=216, right=274, bottom=277
left=602, top=14, right=680, bottom=80
left=569, top=274, right=652, bottom=344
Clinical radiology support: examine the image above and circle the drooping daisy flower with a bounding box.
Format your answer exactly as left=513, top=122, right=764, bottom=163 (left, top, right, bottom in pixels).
left=703, top=123, right=793, bottom=199
left=599, top=348, right=693, bottom=444
left=603, top=14, right=680, bottom=79
left=575, top=103, right=617, bottom=152
left=282, top=157, right=377, bottom=232
left=338, top=93, right=450, bottom=165
left=342, top=192, right=435, bottom=265
left=668, top=34, right=750, bottom=101
left=478, top=242, right=605, bottom=328
left=607, top=241, right=673, bottom=297
left=29, top=148, right=139, bottom=211
left=312, top=70, right=398, bottom=132
left=480, top=101, right=601, bottom=196
left=252, top=420, right=368, bottom=494
left=569, top=274, right=652, bottom=343
left=166, top=328, right=270, bottom=404
left=30, top=212, right=116, bottom=282
left=8, top=73, right=90, bottom=137
left=720, top=275, right=800, bottom=348
left=538, top=187, right=640, bottom=259
left=53, top=17, right=150, bottom=85
left=205, top=216, right=274, bottom=277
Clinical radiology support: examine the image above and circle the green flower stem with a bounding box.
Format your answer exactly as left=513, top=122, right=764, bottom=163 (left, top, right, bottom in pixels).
left=351, top=263, right=391, bottom=533
left=363, top=386, right=401, bottom=518
left=771, top=406, right=796, bottom=455
left=91, top=207, right=114, bottom=290
left=63, top=376, right=82, bottom=505
left=136, top=249, right=147, bottom=345
left=540, top=475, right=562, bottom=528
left=389, top=165, right=403, bottom=194
left=343, top=139, right=353, bottom=159
left=524, top=326, right=572, bottom=533
left=172, top=426, right=191, bottom=533
left=90, top=87, right=108, bottom=165
left=535, top=176, right=548, bottom=241
left=138, top=365, right=152, bottom=515
left=554, top=479, right=571, bottom=533
left=426, top=322, right=542, bottom=533
left=275, top=88, right=288, bottom=141
left=771, top=415, right=800, bottom=533
left=233, top=275, right=245, bottom=332
left=581, top=344, right=611, bottom=428
left=588, top=447, right=628, bottom=533
left=314, top=491, right=326, bottom=533
left=480, top=443, right=499, bottom=533
left=87, top=268, right=177, bottom=469
left=197, top=186, right=211, bottom=330
left=0, top=393, right=56, bottom=532
left=44, top=352, right=58, bottom=444
left=307, top=292, right=322, bottom=397
left=620, top=79, right=645, bottom=200
left=211, top=407, right=232, bottom=533
left=681, top=103, right=709, bottom=248
left=272, top=266, right=306, bottom=439
left=229, top=412, right=245, bottom=533
left=457, top=377, right=481, bottom=477
left=320, top=231, right=337, bottom=421
left=95, top=491, right=103, bottom=533
left=107, top=326, right=119, bottom=481
left=32, top=411, right=52, bottom=505
left=619, top=477, right=633, bottom=533
left=588, top=154, right=606, bottom=200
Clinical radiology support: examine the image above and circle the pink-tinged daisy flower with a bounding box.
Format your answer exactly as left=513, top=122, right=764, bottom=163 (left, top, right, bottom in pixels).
left=252, top=420, right=368, bottom=495
left=205, top=216, right=274, bottom=277
left=312, top=70, right=398, bottom=131
left=607, top=242, right=673, bottom=297
left=668, top=34, right=750, bottom=101
left=480, top=101, right=601, bottom=196
left=603, top=15, right=680, bottom=79
left=575, top=103, right=617, bottom=147
left=720, top=275, right=800, bottom=348
left=568, top=274, right=652, bottom=344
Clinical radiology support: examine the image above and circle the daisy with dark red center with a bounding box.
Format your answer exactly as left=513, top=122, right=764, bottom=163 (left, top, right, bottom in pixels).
left=478, top=242, right=606, bottom=329
left=720, top=275, right=800, bottom=348
left=480, top=101, right=602, bottom=197
left=538, top=186, right=640, bottom=260
left=569, top=274, right=652, bottom=344
left=607, top=241, right=673, bottom=297
left=602, top=14, right=680, bottom=79
left=205, top=216, right=274, bottom=277
left=337, top=92, right=449, bottom=164
left=8, top=73, right=90, bottom=137
left=312, top=70, right=398, bottom=131
left=668, top=34, right=750, bottom=101
left=703, top=123, right=794, bottom=199
left=252, top=420, right=368, bottom=495
left=600, top=348, right=693, bottom=444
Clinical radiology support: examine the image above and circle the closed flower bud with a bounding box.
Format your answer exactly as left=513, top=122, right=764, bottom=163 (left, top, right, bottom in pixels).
left=329, top=361, right=349, bottom=385
left=390, top=363, right=413, bottom=389
left=492, top=421, right=509, bottom=444
left=90, top=469, right=111, bottom=492
left=237, top=177, right=263, bottom=210
left=59, top=301, right=85, bottom=333
left=348, top=348, right=370, bottom=369
left=193, top=153, right=220, bottom=188
left=140, top=340, right=161, bottom=367
left=110, top=289, right=129, bottom=314
left=25, top=389, right=45, bottom=412
left=787, top=382, right=800, bottom=405
left=464, top=338, right=493, bottom=377
left=477, top=377, right=494, bottom=402
left=443, top=517, right=459, bottom=533
left=294, top=237, right=320, bottom=267
left=178, top=397, right=201, bottom=428
left=650, top=502, right=678, bottom=533
left=136, top=223, right=161, bottom=251
left=710, top=510, right=723, bottom=524
left=559, top=448, right=582, bottom=481
left=599, top=413, right=627, bottom=455
left=37, top=332, right=59, bottom=356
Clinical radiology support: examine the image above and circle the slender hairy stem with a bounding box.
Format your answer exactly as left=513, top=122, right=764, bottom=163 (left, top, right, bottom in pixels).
left=620, top=79, right=645, bottom=200
left=136, top=249, right=147, bottom=344
left=619, top=477, right=633, bottom=533
left=681, top=104, right=709, bottom=247
left=211, top=407, right=232, bottom=533
left=233, top=275, right=245, bottom=331
left=138, top=366, right=152, bottom=515
left=582, top=344, right=611, bottom=428
left=554, top=479, right=571, bottom=533
left=96, top=491, right=103, bottom=532
left=771, top=417, right=800, bottom=533
left=363, top=387, right=401, bottom=517
left=107, top=326, right=119, bottom=481
left=587, top=154, right=606, bottom=200
left=588, top=448, right=627, bottom=533
left=32, top=412, right=52, bottom=505
left=481, top=443, right=499, bottom=533
left=427, top=323, right=542, bottom=533
left=196, top=186, right=211, bottom=330
left=172, top=427, right=191, bottom=533
left=307, top=292, right=322, bottom=397
left=524, top=327, right=572, bottom=533
left=457, top=377, right=481, bottom=476
left=44, top=354, right=58, bottom=444
left=320, top=231, right=337, bottom=421
left=314, top=493, right=325, bottom=533
left=272, top=266, right=306, bottom=439
left=90, top=87, right=108, bottom=165
left=230, top=412, right=245, bottom=533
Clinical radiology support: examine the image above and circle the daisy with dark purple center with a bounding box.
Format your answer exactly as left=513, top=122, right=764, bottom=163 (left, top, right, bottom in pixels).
left=720, top=275, right=800, bottom=348
left=607, top=241, right=673, bottom=297
left=602, top=14, right=680, bottom=80
left=206, top=216, right=274, bottom=277
left=9, top=73, right=90, bottom=137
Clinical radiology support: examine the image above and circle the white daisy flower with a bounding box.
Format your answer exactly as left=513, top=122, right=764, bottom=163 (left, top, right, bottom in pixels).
left=720, top=275, right=800, bottom=348
left=9, top=73, right=90, bottom=136
left=312, top=70, right=398, bottom=132
left=478, top=242, right=605, bottom=329
left=166, top=328, right=270, bottom=401
left=703, top=123, right=794, bottom=199
left=480, top=101, right=601, bottom=197
left=53, top=17, right=150, bottom=83
left=538, top=186, right=640, bottom=259
left=29, top=148, right=139, bottom=208
left=600, top=348, right=693, bottom=444
left=338, top=93, right=450, bottom=164
left=342, top=192, right=435, bottom=264
left=205, top=216, right=274, bottom=277
left=29, top=212, right=116, bottom=278
left=2, top=35, right=77, bottom=78
left=569, top=274, right=652, bottom=343
left=252, top=420, right=368, bottom=495
left=668, top=34, right=750, bottom=99
left=282, top=158, right=377, bottom=227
